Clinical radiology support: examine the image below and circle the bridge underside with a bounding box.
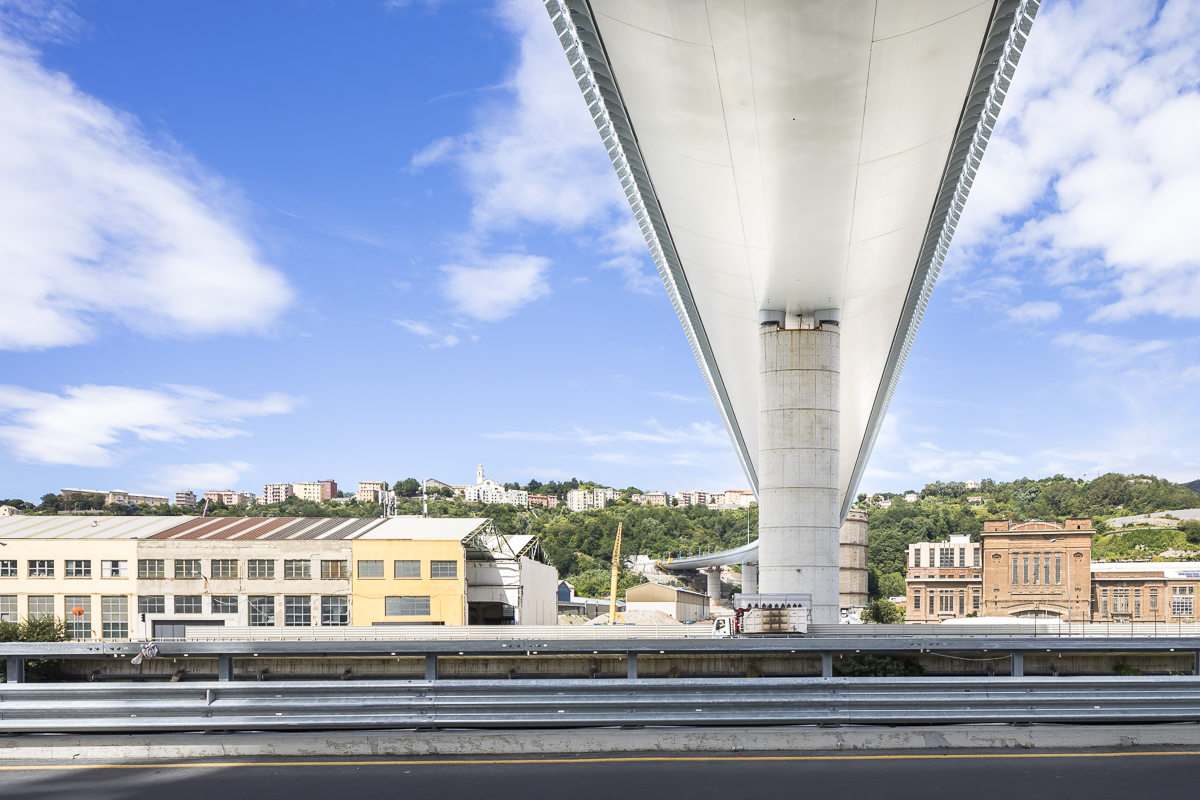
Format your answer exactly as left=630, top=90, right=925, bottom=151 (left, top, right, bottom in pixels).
left=547, top=0, right=1037, bottom=620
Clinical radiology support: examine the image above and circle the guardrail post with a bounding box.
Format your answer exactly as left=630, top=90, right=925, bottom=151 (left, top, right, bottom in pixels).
left=627, top=653, right=638, bottom=679
left=218, top=655, right=233, bottom=682
left=425, top=654, right=437, bottom=681
left=821, top=652, right=833, bottom=678
left=6, top=656, right=24, bottom=683
left=1011, top=651, right=1024, bottom=677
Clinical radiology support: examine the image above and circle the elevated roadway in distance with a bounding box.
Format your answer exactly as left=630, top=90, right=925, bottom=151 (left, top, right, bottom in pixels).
left=546, top=0, right=1039, bottom=618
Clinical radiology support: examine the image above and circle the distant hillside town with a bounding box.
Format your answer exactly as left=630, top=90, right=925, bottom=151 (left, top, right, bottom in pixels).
left=0, top=464, right=756, bottom=517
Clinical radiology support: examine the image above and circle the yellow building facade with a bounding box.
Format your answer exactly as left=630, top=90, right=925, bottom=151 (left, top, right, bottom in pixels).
left=350, top=537, right=466, bottom=625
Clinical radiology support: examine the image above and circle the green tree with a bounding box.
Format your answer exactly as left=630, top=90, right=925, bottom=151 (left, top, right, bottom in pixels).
left=1181, top=520, right=1200, bottom=546
left=394, top=478, right=421, bottom=497
left=860, top=598, right=904, bottom=624
left=878, top=572, right=906, bottom=599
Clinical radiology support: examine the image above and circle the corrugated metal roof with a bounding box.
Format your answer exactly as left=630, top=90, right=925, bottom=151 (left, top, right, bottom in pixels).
left=0, top=516, right=195, bottom=540
left=353, top=516, right=489, bottom=541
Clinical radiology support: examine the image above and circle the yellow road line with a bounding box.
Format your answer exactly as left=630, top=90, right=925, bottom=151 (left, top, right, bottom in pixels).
left=0, top=750, right=1198, bottom=770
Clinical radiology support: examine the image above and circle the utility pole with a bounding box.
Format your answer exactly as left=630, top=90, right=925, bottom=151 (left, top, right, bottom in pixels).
left=422, top=479, right=428, bottom=518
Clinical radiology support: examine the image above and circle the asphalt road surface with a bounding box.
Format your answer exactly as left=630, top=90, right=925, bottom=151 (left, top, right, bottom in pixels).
left=2, top=749, right=1199, bottom=800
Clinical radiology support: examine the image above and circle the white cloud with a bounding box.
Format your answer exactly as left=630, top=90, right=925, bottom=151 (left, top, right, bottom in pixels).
left=952, top=0, right=1200, bottom=322
left=1007, top=300, right=1062, bottom=324
left=483, top=419, right=728, bottom=448
left=0, top=14, right=292, bottom=350
left=406, top=0, right=657, bottom=313
left=440, top=253, right=551, bottom=321
left=0, top=384, right=301, bottom=467
left=394, top=319, right=460, bottom=348
left=146, top=461, right=252, bottom=493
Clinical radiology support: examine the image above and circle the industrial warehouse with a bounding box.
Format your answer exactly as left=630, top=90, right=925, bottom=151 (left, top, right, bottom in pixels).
left=0, top=515, right=558, bottom=637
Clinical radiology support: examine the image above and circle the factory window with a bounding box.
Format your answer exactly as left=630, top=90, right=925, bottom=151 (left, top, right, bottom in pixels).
left=431, top=561, right=458, bottom=580
left=321, top=560, right=349, bottom=580
left=1032, top=555, right=1040, bottom=586
left=972, top=593, right=980, bottom=611
left=1011, top=555, right=1019, bottom=585
left=101, top=596, right=128, bottom=639
left=958, top=548, right=965, bottom=568
left=212, top=596, right=238, bottom=614
left=29, top=560, right=54, bottom=578
left=1135, top=591, right=1141, bottom=618
left=175, top=559, right=202, bottom=579
left=65, top=560, right=91, bottom=578
left=28, top=596, right=54, bottom=617
left=973, top=548, right=980, bottom=568
left=138, top=596, right=165, bottom=615
left=247, top=559, right=275, bottom=579
left=1023, top=555, right=1030, bottom=586
left=101, top=560, right=128, bottom=578
left=284, top=596, right=311, bottom=626
left=0, top=560, right=16, bottom=578
left=1150, top=588, right=1159, bottom=611
left=1055, top=554, right=1062, bottom=585
left=912, top=591, right=921, bottom=610
left=1101, top=589, right=1108, bottom=617
left=211, top=559, right=238, bottom=579
left=0, top=595, right=15, bottom=622
left=1113, top=588, right=1129, bottom=614
left=284, top=560, right=311, bottom=580
left=958, top=591, right=965, bottom=615
left=139, top=559, right=165, bottom=579
left=394, top=560, right=421, bottom=579
left=385, top=596, right=431, bottom=616
left=174, top=595, right=202, bottom=614
left=913, top=550, right=921, bottom=568
left=939, top=548, right=952, bottom=567
left=248, top=596, right=275, bottom=626
left=1044, top=553, right=1052, bottom=586
left=1172, top=595, right=1194, bottom=618
left=65, top=596, right=91, bottom=639
left=357, top=560, right=384, bottom=579
left=321, top=596, right=349, bottom=626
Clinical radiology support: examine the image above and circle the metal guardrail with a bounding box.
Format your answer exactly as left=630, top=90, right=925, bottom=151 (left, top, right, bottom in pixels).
left=812, top=623, right=1200, bottom=638
left=185, top=625, right=714, bottom=641
left=3, top=676, right=1200, bottom=732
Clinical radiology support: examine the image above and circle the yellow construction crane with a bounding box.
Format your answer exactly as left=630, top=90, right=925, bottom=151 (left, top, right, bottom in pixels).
left=609, top=522, right=624, bottom=625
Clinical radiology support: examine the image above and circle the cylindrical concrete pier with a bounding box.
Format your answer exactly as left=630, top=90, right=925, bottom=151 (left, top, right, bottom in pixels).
left=706, top=568, right=722, bottom=602
left=758, top=324, right=840, bottom=623
left=741, top=562, right=757, bottom=595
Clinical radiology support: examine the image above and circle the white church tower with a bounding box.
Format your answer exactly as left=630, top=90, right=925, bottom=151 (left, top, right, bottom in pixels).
left=476, top=463, right=485, bottom=485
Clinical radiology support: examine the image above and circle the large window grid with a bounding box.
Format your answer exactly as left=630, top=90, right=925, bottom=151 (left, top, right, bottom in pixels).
left=174, top=595, right=202, bottom=614
left=101, top=560, right=128, bottom=578
left=284, top=596, right=311, bottom=626
left=211, top=559, right=238, bottom=579
left=249, top=596, right=275, bottom=626
left=913, top=550, right=921, bottom=568
left=138, top=596, right=165, bottom=615
left=65, top=560, right=91, bottom=578
left=385, top=596, right=431, bottom=616
left=174, top=559, right=202, bottom=579
left=139, top=559, right=165, bottom=579
left=431, top=561, right=458, bottom=579
left=284, top=560, right=311, bottom=580
left=0, top=595, right=16, bottom=622
left=1055, top=554, right=1062, bottom=585
left=28, top=596, right=54, bottom=617
left=912, top=591, right=921, bottom=610
left=247, top=559, right=274, bottom=579
left=394, top=560, right=420, bottom=579
left=29, top=560, right=54, bottom=578
left=321, top=596, right=349, bottom=626
left=0, top=560, right=16, bottom=578
left=65, top=595, right=91, bottom=639
left=357, top=560, right=384, bottom=579
left=1032, top=555, right=1040, bottom=586
left=1011, top=555, right=1019, bottom=585
left=212, top=596, right=238, bottom=614
left=321, top=560, right=349, bottom=580
left=101, top=596, right=128, bottom=639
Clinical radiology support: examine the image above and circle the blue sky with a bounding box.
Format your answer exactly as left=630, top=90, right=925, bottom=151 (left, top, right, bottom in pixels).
left=0, top=0, right=1197, bottom=503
